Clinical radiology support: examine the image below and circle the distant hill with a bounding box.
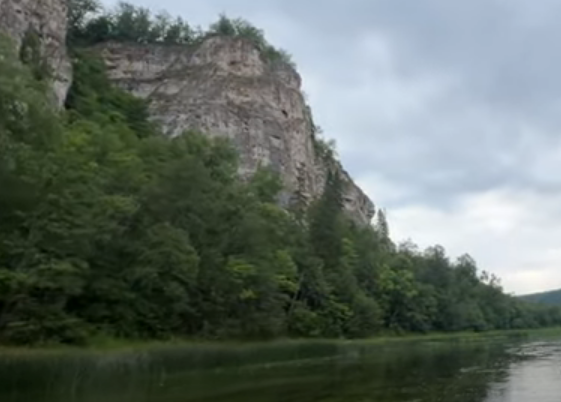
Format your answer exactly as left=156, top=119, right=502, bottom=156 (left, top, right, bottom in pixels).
left=519, top=289, right=561, bottom=306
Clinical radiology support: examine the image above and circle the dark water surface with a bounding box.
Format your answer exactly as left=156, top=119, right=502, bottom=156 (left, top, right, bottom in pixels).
left=1, top=337, right=561, bottom=402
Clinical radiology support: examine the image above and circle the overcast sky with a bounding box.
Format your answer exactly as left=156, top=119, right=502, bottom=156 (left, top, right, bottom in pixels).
left=102, top=0, right=561, bottom=295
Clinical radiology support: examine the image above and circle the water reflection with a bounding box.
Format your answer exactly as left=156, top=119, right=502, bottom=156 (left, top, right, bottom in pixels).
left=484, top=341, right=561, bottom=402
left=0, top=339, right=559, bottom=402
left=186, top=343, right=511, bottom=402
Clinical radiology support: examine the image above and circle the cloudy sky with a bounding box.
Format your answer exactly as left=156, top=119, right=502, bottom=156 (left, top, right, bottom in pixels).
left=102, top=0, right=561, bottom=295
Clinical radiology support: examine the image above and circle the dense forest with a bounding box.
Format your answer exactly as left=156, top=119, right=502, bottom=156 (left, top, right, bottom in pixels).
left=520, top=289, right=561, bottom=306
left=0, top=1, right=560, bottom=345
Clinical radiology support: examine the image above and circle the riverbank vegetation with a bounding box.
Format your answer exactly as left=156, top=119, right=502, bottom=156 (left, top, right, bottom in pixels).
left=0, top=0, right=560, bottom=346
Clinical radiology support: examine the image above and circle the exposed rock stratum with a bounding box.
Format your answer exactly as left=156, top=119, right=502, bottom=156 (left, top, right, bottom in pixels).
left=98, top=38, right=375, bottom=224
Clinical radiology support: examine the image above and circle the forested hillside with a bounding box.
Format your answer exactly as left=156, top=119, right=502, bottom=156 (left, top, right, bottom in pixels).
left=520, top=289, right=561, bottom=306
left=0, top=1, right=560, bottom=345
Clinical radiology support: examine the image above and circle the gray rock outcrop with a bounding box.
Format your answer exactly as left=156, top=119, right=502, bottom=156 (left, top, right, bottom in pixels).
left=97, top=36, right=374, bottom=224
left=0, top=0, right=374, bottom=223
left=0, top=0, right=72, bottom=106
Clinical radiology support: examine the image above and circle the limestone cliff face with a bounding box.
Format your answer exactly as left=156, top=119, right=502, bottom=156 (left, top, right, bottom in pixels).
left=0, top=0, right=71, bottom=106
left=97, top=37, right=374, bottom=224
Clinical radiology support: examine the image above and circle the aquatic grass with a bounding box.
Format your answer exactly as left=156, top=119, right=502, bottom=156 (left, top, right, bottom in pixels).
left=1, top=326, right=560, bottom=381
left=2, top=331, right=560, bottom=402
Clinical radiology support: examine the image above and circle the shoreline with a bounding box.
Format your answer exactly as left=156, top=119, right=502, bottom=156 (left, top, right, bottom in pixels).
left=2, top=327, right=561, bottom=355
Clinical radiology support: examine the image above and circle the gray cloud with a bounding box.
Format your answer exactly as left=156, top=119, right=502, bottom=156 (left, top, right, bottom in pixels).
left=102, top=0, right=561, bottom=293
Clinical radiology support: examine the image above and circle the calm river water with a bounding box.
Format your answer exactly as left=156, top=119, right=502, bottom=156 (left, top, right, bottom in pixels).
left=1, top=337, right=560, bottom=402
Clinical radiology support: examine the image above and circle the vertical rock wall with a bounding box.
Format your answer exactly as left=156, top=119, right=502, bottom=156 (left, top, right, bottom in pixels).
left=0, top=0, right=72, bottom=106
left=98, top=37, right=374, bottom=224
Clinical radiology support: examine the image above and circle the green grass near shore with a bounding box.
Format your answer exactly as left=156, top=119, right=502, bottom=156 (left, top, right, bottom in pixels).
left=2, top=326, right=561, bottom=356
left=0, top=326, right=559, bottom=395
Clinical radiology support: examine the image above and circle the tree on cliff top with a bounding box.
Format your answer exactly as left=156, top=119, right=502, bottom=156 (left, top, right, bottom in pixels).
left=68, top=0, right=101, bottom=32
left=67, top=1, right=295, bottom=66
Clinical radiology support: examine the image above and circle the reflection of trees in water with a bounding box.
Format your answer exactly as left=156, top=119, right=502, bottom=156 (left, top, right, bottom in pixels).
left=0, top=341, right=517, bottom=402
left=304, top=343, right=513, bottom=402
left=183, top=342, right=515, bottom=402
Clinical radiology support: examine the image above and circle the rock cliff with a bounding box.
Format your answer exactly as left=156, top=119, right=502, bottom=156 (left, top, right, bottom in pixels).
left=0, top=0, right=71, bottom=106
left=98, top=37, right=375, bottom=224
left=0, top=0, right=373, bottom=223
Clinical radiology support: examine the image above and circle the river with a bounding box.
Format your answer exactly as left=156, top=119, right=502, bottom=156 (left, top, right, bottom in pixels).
left=1, top=336, right=560, bottom=402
